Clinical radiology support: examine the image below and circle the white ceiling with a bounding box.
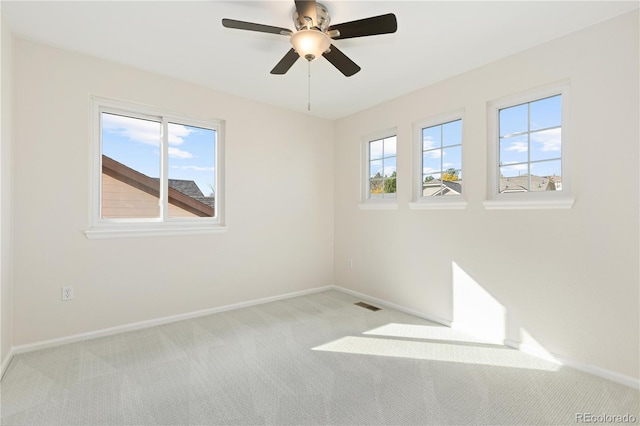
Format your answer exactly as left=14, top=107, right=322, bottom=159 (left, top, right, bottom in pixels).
left=2, top=1, right=637, bottom=119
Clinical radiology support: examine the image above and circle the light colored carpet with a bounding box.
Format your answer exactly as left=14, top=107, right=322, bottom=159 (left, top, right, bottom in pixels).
left=1, top=290, right=638, bottom=425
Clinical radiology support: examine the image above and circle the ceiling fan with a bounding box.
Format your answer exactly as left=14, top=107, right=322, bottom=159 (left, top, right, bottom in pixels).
left=222, top=0, right=397, bottom=77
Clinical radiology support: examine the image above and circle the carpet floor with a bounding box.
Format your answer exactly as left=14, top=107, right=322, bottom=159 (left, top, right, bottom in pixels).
left=1, top=290, right=638, bottom=425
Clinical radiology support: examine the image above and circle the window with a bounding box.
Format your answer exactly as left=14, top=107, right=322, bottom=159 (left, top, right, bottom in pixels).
left=368, top=135, right=397, bottom=199
left=359, top=129, right=398, bottom=209
left=86, top=97, right=226, bottom=238
left=486, top=83, right=573, bottom=209
left=498, top=95, right=562, bottom=193
left=410, top=111, right=466, bottom=210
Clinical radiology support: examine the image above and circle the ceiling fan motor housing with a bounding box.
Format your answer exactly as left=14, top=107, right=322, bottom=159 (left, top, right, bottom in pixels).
left=294, top=2, right=331, bottom=31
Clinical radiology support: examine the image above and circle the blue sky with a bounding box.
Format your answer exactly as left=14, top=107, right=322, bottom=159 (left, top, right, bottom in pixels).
left=102, top=113, right=216, bottom=196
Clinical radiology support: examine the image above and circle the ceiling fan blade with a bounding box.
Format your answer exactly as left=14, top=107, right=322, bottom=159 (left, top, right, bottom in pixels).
left=323, top=45, right=361, bottom=77
left=328, top=13, right=397, bottom=40
left=295, top=0, right=318, bottom=27
left=271, top=49, right=300, bottom=75
left=222, top=18, right=292, bottom=36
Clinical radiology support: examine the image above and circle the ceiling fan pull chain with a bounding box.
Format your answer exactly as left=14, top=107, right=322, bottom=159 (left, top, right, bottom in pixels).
left=307, top=60, right=311, bottom=112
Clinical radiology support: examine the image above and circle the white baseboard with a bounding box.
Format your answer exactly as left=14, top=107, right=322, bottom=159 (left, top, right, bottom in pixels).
left=505, top=339, right=639, bottom=390
left=333, top=285, right=453, bottom=327
left=552, top=354, right=639, bottom=390
left=1, top=347, right=15, bottom=379
left=10, top=285, right=334, bottom=356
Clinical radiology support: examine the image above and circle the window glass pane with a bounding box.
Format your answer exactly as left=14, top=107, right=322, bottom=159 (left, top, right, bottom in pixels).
left=167, top=123, right=216, bottom=218
left=530, top=95, right=561, bottom=131
left=500, top=135, right=528, bottom=165
left=101, top=112, right=160, bottom=219
left=422, top=173, right=442, bottom=197
left=383, top=136, right=397, bottom=158
left=422, top=126, right=441, bottom=150
left=423, top=150, right=441, bottom=176
left=369, top=159, right=383, bottom=178
left=370, top=139, right=383, bottom=160
left=530, top=128, right=561, bottom=162
left=370, top=178, right=384, bottom=198
left=440, top=177, right=462, bottom=196
left=442, top=120, right=462, bottom=146
left=442, top=145, right=462, bottom=171
left=383, top=174, right=396, bottom=194
left=499, top=165, right=529, bottom=193
left=442, top=170, right=463, bottom=196
left=530, top=160, right=562, bottom=192
left=499, top=103, right=528, bottom=136
left=383, top=155, right=397, bottom=196
left=383, top=156, right=396, bottom=178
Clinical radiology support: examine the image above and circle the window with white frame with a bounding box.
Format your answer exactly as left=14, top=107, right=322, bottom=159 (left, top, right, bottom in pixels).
left=421, top=119, right=463, bottom=197
left=486, top=83, right=573, bottom=209
left=86, top=97, right=225, bottom=238
left=367, top=134, right=397, bottom=199
left=498, top=95, right=562, bottom=193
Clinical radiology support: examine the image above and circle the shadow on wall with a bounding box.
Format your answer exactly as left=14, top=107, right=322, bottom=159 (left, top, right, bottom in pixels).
left=451, top=261, right=558, bottom=363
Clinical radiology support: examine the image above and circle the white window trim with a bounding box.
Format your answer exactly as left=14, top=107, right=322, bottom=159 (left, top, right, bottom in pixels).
left=409, top=109, right=467, bottom=210
left=484, top=81, right=574, bottom=210
left=357, top=127, right=399, bottom=210
left=85, top=96, right=227, bottom=239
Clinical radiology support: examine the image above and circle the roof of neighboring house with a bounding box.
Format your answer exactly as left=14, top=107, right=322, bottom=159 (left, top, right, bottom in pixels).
left=500, top=174, right=559, bottom=193
left=102, top=155, right=215, bottom=217
left=165, top=179, right=215, bottom=209
left=423, top=179, right=462, bottom=197
left=168, top=179, right=204, bottom=198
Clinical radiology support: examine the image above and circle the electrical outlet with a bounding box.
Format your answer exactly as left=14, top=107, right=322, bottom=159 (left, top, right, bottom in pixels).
left=61, top=286, right=74, bottom=301
left=347, top=258, right=353, bottom=268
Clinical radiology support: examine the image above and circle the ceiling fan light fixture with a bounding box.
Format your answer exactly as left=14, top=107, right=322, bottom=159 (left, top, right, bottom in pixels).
left=290, top=29, right=331, bottom=61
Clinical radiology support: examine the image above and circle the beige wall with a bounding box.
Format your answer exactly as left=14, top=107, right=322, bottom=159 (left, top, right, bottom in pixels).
left=11, top=38, right=334, bottom=346
left=1, top=12, right=14, bottom=368
left=333, top=11, right=639, bottom=379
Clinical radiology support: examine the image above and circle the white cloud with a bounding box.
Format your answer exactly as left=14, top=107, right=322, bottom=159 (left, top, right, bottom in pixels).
left=505, top=141, right=528, bottom=153
left=102, top=114, right=196, bottom=147
left=167, top=123, right=195, bottom=146
left=423, top=167, right=439, bottom=174
left=423, top=138, right=436, bottom=150
left=531, top=128, right=561, bottom=152
left=168, top=147, right=193, bottom=159
left=501, top=163, right=528, bottom=172
left=103, top=113, right=161, bottom=146
left=171, top=165, right=214, bottom=172
left=426, top=150, right=442, bottom=159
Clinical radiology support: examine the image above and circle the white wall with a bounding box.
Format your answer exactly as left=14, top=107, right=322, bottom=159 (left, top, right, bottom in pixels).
left=334, top=11, right=639, bottom=380
left=1, top=12, right=14, bottom=370
left=11, top=39, right=334, bottom=346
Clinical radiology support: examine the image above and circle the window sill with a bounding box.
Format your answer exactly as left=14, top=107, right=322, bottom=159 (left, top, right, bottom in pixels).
left=357, top=200, right=399, bottom=210
left=85, top=224, right=229, bottom=239
left=408, top=199, right=468, bottom=210
left=483, top=198, right=575, bottom=210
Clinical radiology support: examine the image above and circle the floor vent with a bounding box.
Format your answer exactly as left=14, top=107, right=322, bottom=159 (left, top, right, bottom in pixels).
left=354, top=301, right=381, bottom=311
